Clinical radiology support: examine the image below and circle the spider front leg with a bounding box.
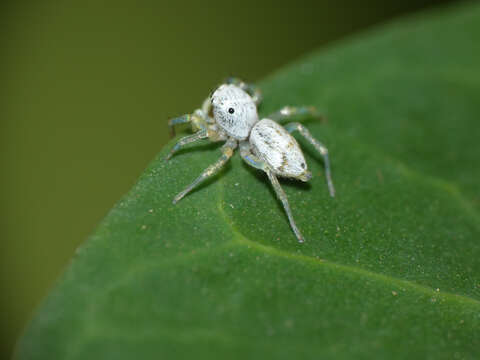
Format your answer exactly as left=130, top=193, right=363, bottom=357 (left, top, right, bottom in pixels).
left=168, top=114, right=192, bottom=137
left=165, top=129, right=208, bottom=161
left=225, top=77, right=262, bottom=106
left=284, top=122, right=335, bottom=197
left=267, top=106, right=324, bottom=123
left=239, top=142, right=305, bottom=242
left=173, top=138, right=237, bottom=204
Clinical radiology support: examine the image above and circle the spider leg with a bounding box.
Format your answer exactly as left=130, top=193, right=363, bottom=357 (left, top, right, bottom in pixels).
left=168, top=114, right=192, bottom=137
left=239, top=141, right=267, bottom=171
left=267, top=170, right=305, bottom=243
left=225, top=77, right=262, bottom=106
left=239, top=142, right=305, bottom=243
left=284, top=122, right=335, bottom=197
left=165, top=129, right=208, bottom=161
left=173, top=139, right=237, bottom=204
left=267, top=106, right=325, bottom=124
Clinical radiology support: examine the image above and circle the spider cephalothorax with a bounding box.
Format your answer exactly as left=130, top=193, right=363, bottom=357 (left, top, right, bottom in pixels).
left=166, top=77, right=335, bottom=242
left=211, top=84, right=258, bottom=140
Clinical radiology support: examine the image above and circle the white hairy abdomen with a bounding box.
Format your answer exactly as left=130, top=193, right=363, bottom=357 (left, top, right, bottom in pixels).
left=250, top=119, right=307, bottom=177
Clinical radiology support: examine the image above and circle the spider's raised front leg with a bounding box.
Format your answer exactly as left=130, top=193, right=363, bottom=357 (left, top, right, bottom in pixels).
left=165, top=129, right=208, bottom=161
left=239, top=142, right=305, bottom=242
left=225, top=77, right=262, bottom=106
left=267, top=106, right=324, bottom=124
left=284, top=122, right=335, bottom=197
left=168, top=114, right=192, bottom=137
left=173, top=138, right=237, bottom=204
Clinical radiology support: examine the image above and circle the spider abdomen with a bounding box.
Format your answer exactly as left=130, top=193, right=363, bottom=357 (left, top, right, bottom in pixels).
left=250, top=119, right=310, bottom=181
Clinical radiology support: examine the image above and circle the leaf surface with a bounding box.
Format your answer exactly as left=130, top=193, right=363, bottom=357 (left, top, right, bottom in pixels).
left=17, top=3, right=480, bottom=359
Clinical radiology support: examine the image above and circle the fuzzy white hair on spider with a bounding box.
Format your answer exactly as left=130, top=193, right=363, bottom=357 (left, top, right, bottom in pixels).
left=166, top=77, right=335, bottom=243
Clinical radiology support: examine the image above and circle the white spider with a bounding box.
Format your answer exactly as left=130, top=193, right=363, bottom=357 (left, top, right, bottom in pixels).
left=166, top=77, right=335, bottom=242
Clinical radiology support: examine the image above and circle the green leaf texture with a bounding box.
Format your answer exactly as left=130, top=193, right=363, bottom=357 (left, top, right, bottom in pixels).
left=16, top=3, right=480, bottom=359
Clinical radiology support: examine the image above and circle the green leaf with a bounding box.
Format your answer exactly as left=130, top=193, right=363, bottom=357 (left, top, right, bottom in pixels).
left=16, top=3, right=480, bottom=359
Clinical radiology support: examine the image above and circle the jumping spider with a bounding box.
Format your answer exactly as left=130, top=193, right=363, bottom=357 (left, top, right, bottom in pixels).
left=166, top=77, right=335, bottom=243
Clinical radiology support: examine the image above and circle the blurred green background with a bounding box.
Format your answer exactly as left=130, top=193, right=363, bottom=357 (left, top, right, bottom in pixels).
left=1, top=0, right=455, bottom=357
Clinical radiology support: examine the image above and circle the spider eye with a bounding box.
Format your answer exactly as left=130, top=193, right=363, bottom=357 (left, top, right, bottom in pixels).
left=228, top=107, right=235, bottom=114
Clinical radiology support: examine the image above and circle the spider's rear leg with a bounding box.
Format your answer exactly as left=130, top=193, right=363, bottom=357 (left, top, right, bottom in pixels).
left=284, top=122, right=335, bottom=197
left=173, top=138, right=237, bottom=204
left=239, top=142, right=305, bottom=243
left=268, top=106, right=325, bottom=124
left=266, top=170, right=305, bottom=242
left=165, top=129, right=208, bottom=161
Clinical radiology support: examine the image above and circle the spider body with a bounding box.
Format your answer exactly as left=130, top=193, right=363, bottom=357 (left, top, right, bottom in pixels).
left=166, top=78, right=335, bottom=243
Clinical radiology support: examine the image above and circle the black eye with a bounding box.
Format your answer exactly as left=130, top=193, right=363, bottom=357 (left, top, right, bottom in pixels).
left=228, top=107, right=235, bottom=114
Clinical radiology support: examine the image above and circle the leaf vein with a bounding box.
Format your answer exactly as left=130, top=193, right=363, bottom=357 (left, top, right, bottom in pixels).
left=217, top=179, right=480, bottom=309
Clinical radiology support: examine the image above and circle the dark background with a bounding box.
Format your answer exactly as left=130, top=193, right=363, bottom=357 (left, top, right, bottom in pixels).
left=0, top=0, right=455, bottom=357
